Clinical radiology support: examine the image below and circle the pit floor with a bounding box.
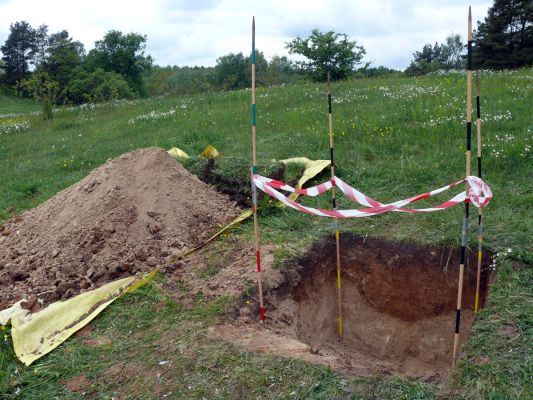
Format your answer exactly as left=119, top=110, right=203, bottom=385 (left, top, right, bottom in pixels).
left=211, top=235, right=492, bottom=380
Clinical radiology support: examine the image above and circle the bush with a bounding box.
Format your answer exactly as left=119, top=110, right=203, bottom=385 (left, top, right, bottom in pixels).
left=65, top=68, right=135, bottom=104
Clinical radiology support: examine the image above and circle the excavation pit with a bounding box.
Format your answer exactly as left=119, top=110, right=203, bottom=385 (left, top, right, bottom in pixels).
left=217, top=235, right=493, bottom=380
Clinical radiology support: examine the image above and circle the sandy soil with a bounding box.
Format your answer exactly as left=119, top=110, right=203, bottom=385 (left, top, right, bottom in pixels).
left=210, top=235, right=492, bottom=380
left=0, top=147, right=240, bottom=310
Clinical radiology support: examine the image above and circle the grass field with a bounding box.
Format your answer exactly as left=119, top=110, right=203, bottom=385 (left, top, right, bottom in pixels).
left=0, top=69, right=532, bottom=399
left=0, top=93, right=40, bottom=116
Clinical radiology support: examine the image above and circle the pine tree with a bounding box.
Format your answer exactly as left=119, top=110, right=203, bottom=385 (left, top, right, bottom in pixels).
left=405, top=35, right=465, bottom=76
left=474, top=0, right=533, bottom=69
left=41, top=30, right=85, bottom=99
left=0, top=21, right=37, bottom=95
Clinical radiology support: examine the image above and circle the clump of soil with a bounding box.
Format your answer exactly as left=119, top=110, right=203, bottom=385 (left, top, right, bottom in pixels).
left=0, top=148, right=240, bottom=310
left=215, top=234, right=493, bottom=380
left=187, top=157, right=286, bottom=208
left=198, top=158, right=252, bottom=208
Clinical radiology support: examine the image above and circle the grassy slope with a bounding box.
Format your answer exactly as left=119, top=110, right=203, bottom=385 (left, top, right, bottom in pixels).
left=0, top=94, right=40, bottom=115
left=0, top=69, right=531, bottom=399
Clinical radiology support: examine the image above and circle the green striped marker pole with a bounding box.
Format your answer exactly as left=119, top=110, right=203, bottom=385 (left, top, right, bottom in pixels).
left=474, top=70, right=484, bottom=313
left=327, top=72, right=343, bottom=339
left=452, top=6, right=472, bottom=368
left=251, top=17, right=265, bottom=321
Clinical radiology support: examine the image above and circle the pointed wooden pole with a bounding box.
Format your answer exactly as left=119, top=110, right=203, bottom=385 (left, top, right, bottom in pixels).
left=327, top=72, right=343, bottom=339
left=474, top=70, right=484, bottom=313
left=452, top=6, right=472, bottom=368
left=251, top=17, right=265, bottom=321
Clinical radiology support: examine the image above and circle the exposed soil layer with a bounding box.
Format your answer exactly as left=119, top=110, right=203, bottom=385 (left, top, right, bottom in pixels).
left=216, top=235, right=492, bottom=380
left=197, top=158, right=286, bottom=208
left=0, top=148, right=240, bottom=310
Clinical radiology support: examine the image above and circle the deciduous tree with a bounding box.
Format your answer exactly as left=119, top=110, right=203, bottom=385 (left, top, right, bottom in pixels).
left=85, top=30, right=152, bottom=96
left=214, top=51, right=267, bottom=90
left=20, top=71, right=58, bottom=119
left=285, top=29, right=365, bottom=81
left=65, top=68, right=134, bottom=104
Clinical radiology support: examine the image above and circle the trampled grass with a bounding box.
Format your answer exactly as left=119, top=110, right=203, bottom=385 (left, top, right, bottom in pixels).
left=0, top=69, right=531, bottom=398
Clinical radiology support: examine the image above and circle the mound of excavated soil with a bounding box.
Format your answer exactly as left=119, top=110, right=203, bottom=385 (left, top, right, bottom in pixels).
left=0, top=148, right=240, bottom=310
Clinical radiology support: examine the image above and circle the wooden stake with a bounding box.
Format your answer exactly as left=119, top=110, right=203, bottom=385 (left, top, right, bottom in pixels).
left=453, top=6, right=472, bottom=368
left=327, top=72, right=343, bottom=339
left=474, top=70, right=483, bottom=313
left=251, top=17, right=265, bottom=321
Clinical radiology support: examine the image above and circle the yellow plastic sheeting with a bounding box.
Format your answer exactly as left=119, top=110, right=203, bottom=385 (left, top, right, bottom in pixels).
left=200, top=145, right=220, bottom=159
left=0, top=300, right=27, bottom=326
left=168, top=146, right=220, bottom=159
left=0, top=209, right=250, bottom=366
left=167, top=147, right=190, bottom=159
left=0, top=272, right=155, bottom=366
left=281, top=157, right=331, bottom=200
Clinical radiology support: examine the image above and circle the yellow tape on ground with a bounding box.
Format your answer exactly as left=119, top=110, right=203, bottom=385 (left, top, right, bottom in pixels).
left=0, top=271, right=156, bottom=366
left=281, top=157, right=331, bottom=201
left=170, top=210, right=252, bottom=262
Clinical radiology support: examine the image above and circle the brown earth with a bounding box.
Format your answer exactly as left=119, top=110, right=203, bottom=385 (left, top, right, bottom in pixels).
left=0, top=147, right=240, bottom=310
left=212, top=234, right=493, bottom=380
left=160, top=237, right=283, bottom=309
left=63, top=374, right=90, bottom=392
left=0, top=147, right=495, bottom=381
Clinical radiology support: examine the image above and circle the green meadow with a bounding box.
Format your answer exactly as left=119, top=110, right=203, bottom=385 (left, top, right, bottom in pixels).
left=1, top=69, right=532, bottom=399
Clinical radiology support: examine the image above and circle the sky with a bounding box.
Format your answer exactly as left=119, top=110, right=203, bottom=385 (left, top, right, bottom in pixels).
left=0, top=0, right=492, bottom=70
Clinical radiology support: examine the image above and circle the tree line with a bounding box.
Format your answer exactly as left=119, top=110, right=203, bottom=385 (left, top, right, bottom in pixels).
left=0, top=0, right=530, bottom=109
left=406, top=0, right=532, bottom=75
left=146, top=52, right=298, bottom=97
left=0, top=21, right=151, bottom=110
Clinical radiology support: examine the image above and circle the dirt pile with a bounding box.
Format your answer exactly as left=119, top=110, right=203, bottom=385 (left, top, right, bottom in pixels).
left=0, top=147, right=240, bottom=310
left=216, top=235, right=493, bottom=379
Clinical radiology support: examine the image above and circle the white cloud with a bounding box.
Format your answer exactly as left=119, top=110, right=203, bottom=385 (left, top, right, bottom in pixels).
left=0, top=0, right=492, bottom=69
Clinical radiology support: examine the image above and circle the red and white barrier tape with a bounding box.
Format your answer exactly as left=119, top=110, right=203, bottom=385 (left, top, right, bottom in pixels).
left=252, top=175, right=492, bottom=218
left=256, top=176, right=333, bottom=196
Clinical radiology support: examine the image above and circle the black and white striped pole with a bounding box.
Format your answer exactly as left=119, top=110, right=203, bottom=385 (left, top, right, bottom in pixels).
left=452, top=6, right=472, bottom=368
left=474, top=70, right=484, bottom=313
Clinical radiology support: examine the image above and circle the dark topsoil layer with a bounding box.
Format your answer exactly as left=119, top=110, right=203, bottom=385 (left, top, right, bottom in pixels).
left=272, top=235, right=492, bottom=320
left=0, top=148, right=240, bottom=311
left=243, top=234, right=493, bottom=379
